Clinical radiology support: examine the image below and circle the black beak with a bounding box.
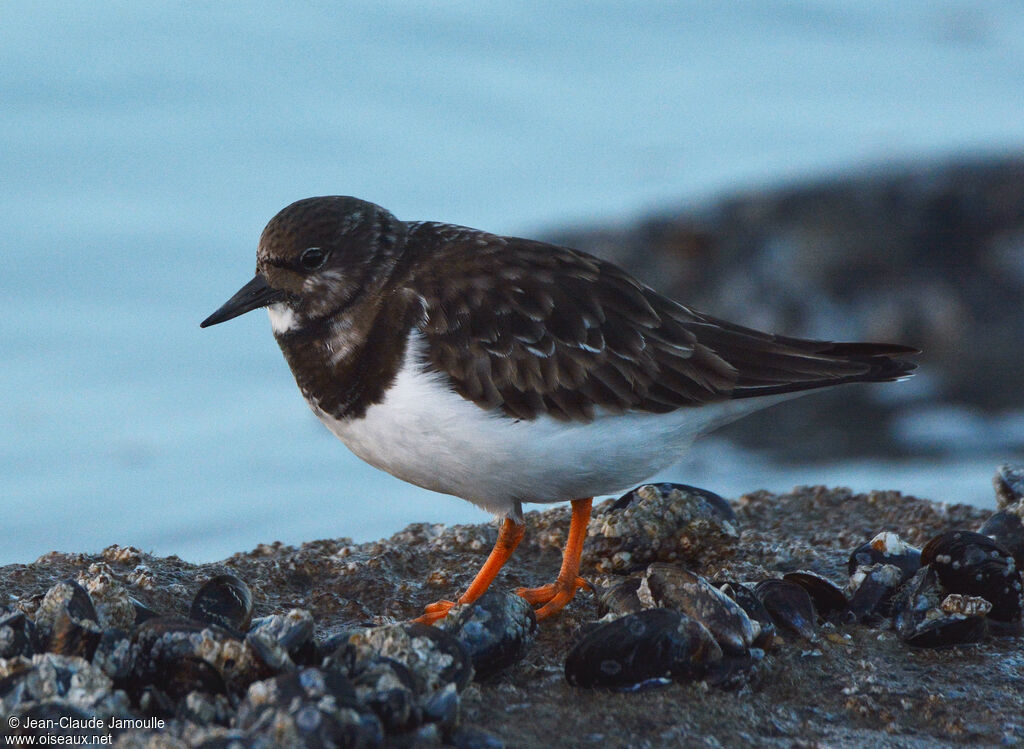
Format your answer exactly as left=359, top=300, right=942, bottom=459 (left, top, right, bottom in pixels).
left=200, top=274, right=287, bottom=328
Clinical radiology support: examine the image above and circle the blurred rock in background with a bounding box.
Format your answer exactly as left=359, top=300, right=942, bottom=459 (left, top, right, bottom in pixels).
left=546, top=155, right=1024, bottom=462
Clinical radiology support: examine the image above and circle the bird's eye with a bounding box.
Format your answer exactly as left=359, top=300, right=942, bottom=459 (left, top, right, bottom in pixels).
left=299, top=247, right=327, bottom=270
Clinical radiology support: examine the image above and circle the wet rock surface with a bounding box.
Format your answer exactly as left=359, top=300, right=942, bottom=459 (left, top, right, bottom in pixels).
left=0, top=482, right=1022, bottom=747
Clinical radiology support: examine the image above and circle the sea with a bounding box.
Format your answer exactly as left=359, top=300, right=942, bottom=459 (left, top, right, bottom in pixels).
left=3, top=1, right=1023, bottom=565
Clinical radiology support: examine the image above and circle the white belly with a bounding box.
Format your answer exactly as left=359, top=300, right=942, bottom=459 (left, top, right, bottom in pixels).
left=313, top=332, right=793, bottom=519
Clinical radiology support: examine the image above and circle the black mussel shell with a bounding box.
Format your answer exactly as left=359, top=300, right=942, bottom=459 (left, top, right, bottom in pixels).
left=130, top=597, right=160, bottom=625
left=893, top=566, right=989, bottom=647
left=755, top=580, right=817, bottom=641
left=892, top=566, right=942, bottom=639
left=847, top=563, right=904, bottom=623
left=565, top=609, right=722, bottom=689
left=783, top=571, right=848, bottom=621
left=597, top=576, right=644, bottom=617
left=439, top=591, right=537, bottom=679
left=921, top=530, right=1023, bottom=622
left=190, top=574, right=253, bottom=633
left=92, top=627, right=134, bottom=685
left=848, top=532, right=921, bottom=582
left=979, top=509, right=1024, bottom=570
left=904, top=613, right=988, bottom=649
left=33, top=580, right=102, bottom=659
left=129, top=617, right=250, bottom=700
left=0, top=610, right=36, bottom=659
left=612, top=483, right=735, bottom=522
left=719, top=582, right=777, bottom=649
left=644, top=564, right=759, bottom=655
left=994, top=464, right=1024, bottom=509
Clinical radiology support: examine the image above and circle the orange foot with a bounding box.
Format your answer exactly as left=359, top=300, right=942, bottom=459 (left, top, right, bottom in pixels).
left=413, top=600, right=458, bottom=626
left=516, top=575, right=592, bottom=620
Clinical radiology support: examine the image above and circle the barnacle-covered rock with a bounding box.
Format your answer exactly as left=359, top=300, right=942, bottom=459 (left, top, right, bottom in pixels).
left=783, top=571, right=848, bottom=621
left=642, top=564, right=759, bottom=655
left=325, top=622, right=473, bottom=733
left=339, top=623, right=474, bottom=695
left=246, top=608, right=316, bottom=670
left=921, top=530, right=1023, bottom=623
left=0, top=653, right=131, bottom=721
left=439, top=591, right=537, bottom=679
left=129, top=617, right=271, bottom=704
left=755, top=579, right=817, bottom=641
left=584, top=484, right=738, bottom=573
left=33, top=580, right=102, bottom=659
left=847, top=532, right=921, bottom=584
left=236, top=668, right=382, bottom=748
left=78, top=564, right=136, bottom=630
left=347, top=655, right=420, bottom=732
left=565, top=608, right=722, bottom=689
left=189, top=574, right=253, bottom=633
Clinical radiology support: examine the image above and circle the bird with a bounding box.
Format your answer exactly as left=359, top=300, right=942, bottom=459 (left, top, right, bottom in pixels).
left=201, top=196, right=917, bottom=624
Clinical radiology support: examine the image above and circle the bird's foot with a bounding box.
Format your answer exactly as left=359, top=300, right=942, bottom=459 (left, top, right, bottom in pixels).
left=516, top=576, right=592, bottom=620
left=412, top=600, right=457, bottom=625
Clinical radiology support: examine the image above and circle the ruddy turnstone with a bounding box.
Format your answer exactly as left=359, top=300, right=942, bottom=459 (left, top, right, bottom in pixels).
left=201, top=196, right=917, bottom=624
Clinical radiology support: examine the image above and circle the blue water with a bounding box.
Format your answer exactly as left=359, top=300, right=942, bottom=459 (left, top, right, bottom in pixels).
left=3, top=2, right=1023, bottom=564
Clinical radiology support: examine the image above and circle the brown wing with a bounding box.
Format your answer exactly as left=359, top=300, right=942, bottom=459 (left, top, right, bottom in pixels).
left=406, top=224, right=917, bottom=422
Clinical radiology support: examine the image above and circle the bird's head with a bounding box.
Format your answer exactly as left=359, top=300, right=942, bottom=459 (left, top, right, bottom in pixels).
left=201, top=196, right=406, bottom=333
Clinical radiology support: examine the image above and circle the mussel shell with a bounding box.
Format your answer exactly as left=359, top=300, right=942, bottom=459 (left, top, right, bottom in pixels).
left=33, top=580, right=100, bottom=655
left=564, top=609, right=722, bottom=689
left=754, top=580, right=817, bottom=641
left=993, top=463, right=1024, bottom=510
left=439, top=590, right=537, bottom=679
left=783, top=571, right=848, bottom=621
left=597, top=576, right=644, bottom=617
left=91, top=627, right=134, bottom=685
left=129, top=617, right=252, bottom=699
left=893, top=566, right=991, bottom=648
left=979, top=509, right=1024, bottom=570
left=0, top=610, right=36, bottom=659
left=847, top=563, right=904, bottom=623
left=847, top=532, right=921, bottom=582
left=190, top=574, right=253, bottom=633
left=719, top=582, right=777, bottom=649
left=130, top=597, right=160, bottom=625
left=903, top=614, right=988, bottom=649
left=611, top=483, right=735, bottom=522
left=921, top=530, right=1023, bottom=622
left=643, top=564, right=759, bottom=655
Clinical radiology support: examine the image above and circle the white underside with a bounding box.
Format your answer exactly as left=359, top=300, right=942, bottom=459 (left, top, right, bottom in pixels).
left=310, top=331, right=798, bottom=519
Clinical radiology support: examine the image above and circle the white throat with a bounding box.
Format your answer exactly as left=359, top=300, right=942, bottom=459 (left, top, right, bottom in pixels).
left=267, top=303, right=300, bottom=334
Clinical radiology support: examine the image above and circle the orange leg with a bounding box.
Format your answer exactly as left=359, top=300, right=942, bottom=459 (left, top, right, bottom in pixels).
left=413, top=517, right=525, bottom=625
left=516, top=497, right=593, bottom=620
